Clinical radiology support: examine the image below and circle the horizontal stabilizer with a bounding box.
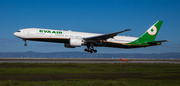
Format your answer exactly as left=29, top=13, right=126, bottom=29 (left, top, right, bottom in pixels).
left=146, top=40, right=169, bottom=44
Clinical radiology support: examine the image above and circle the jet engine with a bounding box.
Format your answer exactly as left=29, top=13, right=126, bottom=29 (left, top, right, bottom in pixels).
left=70, top=38, right=82, bottom=47
left=64, top=43, right=76, bottom=48
left=64, top=38, right=82, bottom=48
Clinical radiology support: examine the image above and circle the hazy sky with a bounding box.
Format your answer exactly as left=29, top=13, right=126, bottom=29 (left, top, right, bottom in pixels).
left=0, top=0, right=180, bottom=53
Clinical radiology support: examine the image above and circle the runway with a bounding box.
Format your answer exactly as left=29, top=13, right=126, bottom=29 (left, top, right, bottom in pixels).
left=0, top=58, right=180, bottom=64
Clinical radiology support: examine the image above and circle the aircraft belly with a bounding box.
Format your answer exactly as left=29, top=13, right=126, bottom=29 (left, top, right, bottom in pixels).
left=101, top=42, right=140, bottom=48
left=25, top=38, right=69, bottom=43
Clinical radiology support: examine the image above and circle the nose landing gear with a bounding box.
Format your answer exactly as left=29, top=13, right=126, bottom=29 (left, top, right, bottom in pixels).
left=23, top=40, right=27, bottom=46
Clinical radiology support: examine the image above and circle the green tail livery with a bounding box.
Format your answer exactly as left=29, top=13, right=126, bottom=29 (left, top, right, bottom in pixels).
left=127, top=20, right=168, bottom=47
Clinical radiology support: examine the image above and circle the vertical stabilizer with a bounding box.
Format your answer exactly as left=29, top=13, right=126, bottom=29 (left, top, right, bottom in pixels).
left=128, top=20, right=163, bottom=45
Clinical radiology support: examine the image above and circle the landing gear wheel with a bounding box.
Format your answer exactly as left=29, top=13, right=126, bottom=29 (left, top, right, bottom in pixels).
left=84, top=48, right=97, bottom=53
left=24, top=44, right=27, bottom=46
left=84, top=49, right=88, bottom=52
left=94, top=50, right=97, bottom=53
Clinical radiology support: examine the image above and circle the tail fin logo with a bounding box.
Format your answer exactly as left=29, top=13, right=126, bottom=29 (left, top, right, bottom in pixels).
left=147, top=26, right=157, bottom=35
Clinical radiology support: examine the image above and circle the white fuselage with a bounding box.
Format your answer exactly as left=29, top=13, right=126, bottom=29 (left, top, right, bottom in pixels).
left=14, top=28, right=138, bottom=45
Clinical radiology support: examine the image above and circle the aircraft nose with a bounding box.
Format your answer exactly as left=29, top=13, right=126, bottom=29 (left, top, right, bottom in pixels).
left=14, top=31, right=21, bottom=38
left=14, top=32, right=18, bottom=36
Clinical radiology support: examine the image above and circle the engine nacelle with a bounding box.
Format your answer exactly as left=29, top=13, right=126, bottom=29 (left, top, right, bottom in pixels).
left=69, top=38, right=82, bottom=47
left=64, top=43, right=76, bottom=48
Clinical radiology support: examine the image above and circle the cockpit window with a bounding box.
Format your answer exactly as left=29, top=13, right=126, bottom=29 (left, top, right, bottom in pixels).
left=17, top=31, right=21, bottom=32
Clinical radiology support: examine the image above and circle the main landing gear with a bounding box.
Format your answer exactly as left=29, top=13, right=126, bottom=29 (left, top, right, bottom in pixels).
left=84, top=48, right=97, bottom=53
left=23, top=40, right=27, bottom=46
left=84, top=43, right=97, bottom=53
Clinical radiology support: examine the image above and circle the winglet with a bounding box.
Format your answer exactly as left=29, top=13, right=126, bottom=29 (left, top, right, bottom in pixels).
left=125, top=29, right=133, bottom=31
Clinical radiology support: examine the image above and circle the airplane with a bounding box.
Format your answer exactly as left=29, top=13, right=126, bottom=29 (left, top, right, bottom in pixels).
left=14, top=20, right=168, bottom=53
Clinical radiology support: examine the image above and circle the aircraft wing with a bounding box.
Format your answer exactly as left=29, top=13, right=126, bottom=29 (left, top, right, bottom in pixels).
left=84, top=29, right=132, bottom=41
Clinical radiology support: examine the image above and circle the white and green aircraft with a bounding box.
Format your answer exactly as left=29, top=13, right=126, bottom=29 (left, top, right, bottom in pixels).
left=14, top=20, right=168, bottom=53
